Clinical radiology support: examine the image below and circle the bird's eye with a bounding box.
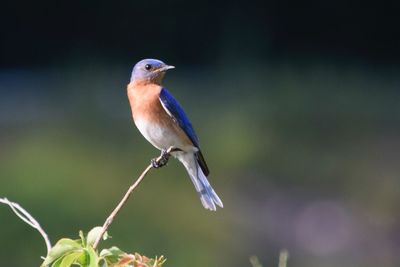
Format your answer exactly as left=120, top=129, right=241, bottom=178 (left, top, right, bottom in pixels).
left=145, top=64, right=152, bottom=70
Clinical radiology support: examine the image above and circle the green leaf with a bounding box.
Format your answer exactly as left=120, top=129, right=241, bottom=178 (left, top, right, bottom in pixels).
left=99, top=246, right=125, bottom=257
left=86, top=246, right=98, bottom=267
left=86, top=226, right=106, bottom=247
left=76, top=247, right=98, bottom=267
left=79, top=230, right=86, bottom=247
left=98, top=258, right=108, bottom=267
left=60, top=252, right=83, bottom=267
left=100, top=246, right=125, bottom=264
left=43, top=239, right=83, bottom=266
left=77, top=250, right=88, bottom=266
left=51, top=255, right=64, bottom=267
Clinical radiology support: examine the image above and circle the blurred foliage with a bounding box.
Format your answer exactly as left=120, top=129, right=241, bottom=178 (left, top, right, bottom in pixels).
left=250, top=256, right=264, bottom=267
left=250, top=250, right=288, bottom=267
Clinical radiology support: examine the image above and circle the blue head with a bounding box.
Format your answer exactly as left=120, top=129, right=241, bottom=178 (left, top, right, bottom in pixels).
left=130, top=59, right=175, bottom=84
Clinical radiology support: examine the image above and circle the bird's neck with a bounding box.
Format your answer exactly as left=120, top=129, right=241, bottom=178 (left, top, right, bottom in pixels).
left=131, top=75, right=165, bottom=86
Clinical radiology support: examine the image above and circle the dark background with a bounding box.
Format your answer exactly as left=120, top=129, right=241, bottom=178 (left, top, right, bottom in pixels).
left=1, top=0, right=400, bottom=67
left=1, top=1, right=400, bottom=267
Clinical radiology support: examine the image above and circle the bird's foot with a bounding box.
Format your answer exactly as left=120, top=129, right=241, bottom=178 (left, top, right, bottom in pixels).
left=151, top=149, right=170, bottom=168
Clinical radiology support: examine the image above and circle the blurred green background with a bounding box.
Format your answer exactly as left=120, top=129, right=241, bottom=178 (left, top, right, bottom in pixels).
left=1, top=1, right=400, bottom=266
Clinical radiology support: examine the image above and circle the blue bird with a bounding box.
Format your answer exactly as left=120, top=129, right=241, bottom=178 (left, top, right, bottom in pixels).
left=127, top=59, right=223, bottom=211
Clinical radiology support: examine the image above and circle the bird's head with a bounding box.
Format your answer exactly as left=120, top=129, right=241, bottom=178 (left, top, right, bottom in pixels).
left=130, top=59, right=175, bottom=84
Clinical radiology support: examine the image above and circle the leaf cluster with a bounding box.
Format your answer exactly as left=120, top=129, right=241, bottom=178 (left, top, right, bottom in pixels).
left=41, top=227, right=166, bottom=267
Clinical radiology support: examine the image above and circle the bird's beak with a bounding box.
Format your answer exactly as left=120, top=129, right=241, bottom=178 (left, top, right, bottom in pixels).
left=158, top=65, right=175, bottom=72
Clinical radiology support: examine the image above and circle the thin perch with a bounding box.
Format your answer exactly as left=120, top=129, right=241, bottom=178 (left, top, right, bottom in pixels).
left=92, top=146, right=175, bottom=249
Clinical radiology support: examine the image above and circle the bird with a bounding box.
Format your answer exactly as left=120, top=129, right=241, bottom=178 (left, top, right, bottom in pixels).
left=127, top=58, right=223, bottom=211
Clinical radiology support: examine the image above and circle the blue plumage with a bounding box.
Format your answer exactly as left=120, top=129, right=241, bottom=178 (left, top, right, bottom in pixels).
left=159, top=88, right=200, bottom=148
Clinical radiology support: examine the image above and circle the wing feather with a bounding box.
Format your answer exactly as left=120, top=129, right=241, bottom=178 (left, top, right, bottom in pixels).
left=159, top=88, right=199, bottom=147
left=159, top=88, right=210, bottom=176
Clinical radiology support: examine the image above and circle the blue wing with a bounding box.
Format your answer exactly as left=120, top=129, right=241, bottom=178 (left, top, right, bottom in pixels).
left=159, top=88, right=199, bottom=148
left=159, top=88, right=210, bottom=176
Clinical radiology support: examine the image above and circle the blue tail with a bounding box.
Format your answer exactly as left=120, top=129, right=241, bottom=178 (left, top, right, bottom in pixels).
left=177, top=153, right=223, bottom=211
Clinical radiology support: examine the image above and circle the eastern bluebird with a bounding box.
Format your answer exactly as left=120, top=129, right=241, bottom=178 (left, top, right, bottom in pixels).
left=127, top=59, right=223, bottom=211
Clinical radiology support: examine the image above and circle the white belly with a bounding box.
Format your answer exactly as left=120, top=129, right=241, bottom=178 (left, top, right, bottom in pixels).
left=135, top=119, right=191, bottom=151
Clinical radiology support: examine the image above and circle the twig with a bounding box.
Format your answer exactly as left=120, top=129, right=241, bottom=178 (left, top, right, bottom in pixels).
left=92, top=147, right=175, bottom=249
left=0, top=197, right=52, bottom=255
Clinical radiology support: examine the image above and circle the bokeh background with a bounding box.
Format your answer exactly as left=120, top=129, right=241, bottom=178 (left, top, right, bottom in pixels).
left=1, top=1, right=400, bottom=266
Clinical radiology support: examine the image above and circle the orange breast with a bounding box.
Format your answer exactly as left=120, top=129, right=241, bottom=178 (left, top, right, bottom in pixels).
left=127, top=82, right=163, bottom=123
left=126, top=82, right=193, bottom=147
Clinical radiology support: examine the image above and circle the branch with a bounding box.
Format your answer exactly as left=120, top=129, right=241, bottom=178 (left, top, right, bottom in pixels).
left=0, top=197, right=52, bottom=255
left=92, top=146, right=176, bottom=249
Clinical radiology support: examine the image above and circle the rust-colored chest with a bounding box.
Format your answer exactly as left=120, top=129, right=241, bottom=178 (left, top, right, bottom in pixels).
left=127, top=82, right=165, bottom=123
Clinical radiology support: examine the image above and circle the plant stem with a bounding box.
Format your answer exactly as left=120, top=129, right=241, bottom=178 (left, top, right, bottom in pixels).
left=0, top=197, right=52, bottom=255
left=92, top=147, right=175, bottom=250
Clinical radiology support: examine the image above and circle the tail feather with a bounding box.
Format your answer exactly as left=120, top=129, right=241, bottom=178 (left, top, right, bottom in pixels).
left=197, top=170, right=223, bottom=208
left=177, top=153, right=223, bottom=211
left=195, top=150, right=210, bottom=176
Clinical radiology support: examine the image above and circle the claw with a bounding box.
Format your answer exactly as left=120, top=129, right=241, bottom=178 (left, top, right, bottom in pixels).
left=160, top=149, right=168, bottom=157
left=151, top=158, right=160, bottom=168
left=151, top=149, right=171, bottom=168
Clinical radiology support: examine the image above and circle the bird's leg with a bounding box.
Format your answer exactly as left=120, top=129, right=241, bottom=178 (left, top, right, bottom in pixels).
left=151, top=147, right=182, bottom=168
left=151, top=149, right=171, bottom=168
